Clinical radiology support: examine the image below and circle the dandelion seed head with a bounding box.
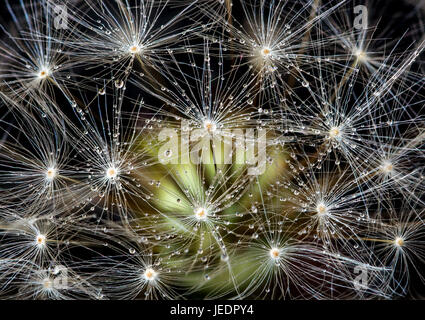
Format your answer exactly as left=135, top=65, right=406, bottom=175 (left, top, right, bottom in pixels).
left=0, top=0, right=423, bottom=301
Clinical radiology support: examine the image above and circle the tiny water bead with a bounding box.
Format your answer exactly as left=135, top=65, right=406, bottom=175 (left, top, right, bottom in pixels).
left=164, top=149, right=172, bottom=157
left=115, top=80, right=124, bottom=88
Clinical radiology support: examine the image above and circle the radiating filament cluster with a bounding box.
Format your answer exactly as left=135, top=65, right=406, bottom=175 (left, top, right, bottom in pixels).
left=0, top=0, right=424, bottom=300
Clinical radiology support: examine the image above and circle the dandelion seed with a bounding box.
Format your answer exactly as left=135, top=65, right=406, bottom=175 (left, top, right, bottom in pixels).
left=316, top=203, right=328, bottom=216
left=37, top=68, right=50, bottom=79
left=269, top=248, right=280, bottom=260
left=354, top=49, right=368, bottom=63
left=260, top=47, right=272, bottom=59
left=106, top=167, right=119, bottom=180
left=45, top=168, right=57, bottom=181
left=36, top=234, right=46, bottom=248
left=394, top=237, right=405, bottom=247
left=144, top=268, right=157, bottom=281
left=129, top=44, right=142, bottom=54
left=329, top=127, right=341, bottom=139
left=194, top=207, right=208, bottom=221
left=381, top=161, right=394, bottom=174
left=203, top=120, right=217, bottom=134
left=43, top=278, right=53, bottom=290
